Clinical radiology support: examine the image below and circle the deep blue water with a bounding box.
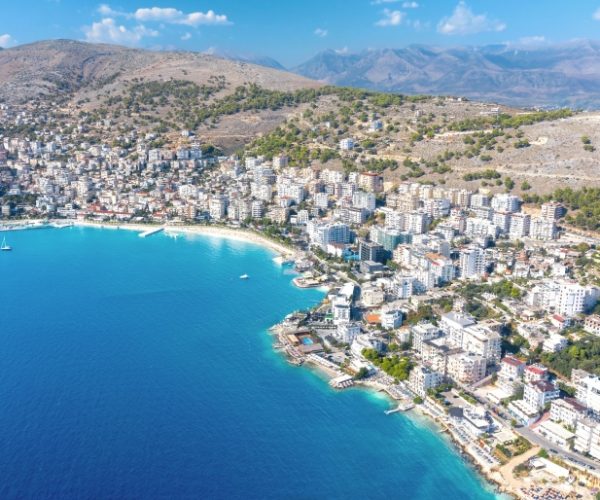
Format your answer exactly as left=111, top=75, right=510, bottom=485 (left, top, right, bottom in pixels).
left=0, top=227, right=497, bottom=499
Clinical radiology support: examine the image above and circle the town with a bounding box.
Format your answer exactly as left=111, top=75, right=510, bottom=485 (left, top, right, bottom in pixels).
left=2, top=98, right=600, bottom=499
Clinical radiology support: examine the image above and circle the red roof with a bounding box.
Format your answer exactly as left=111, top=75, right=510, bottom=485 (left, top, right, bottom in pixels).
left=502, top=356, right=524, bottom=367
left=526, top=365, right=547, bottom=375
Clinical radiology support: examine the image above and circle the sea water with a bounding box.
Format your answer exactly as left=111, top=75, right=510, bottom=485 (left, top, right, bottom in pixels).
left=0, top=227, right=497, bottom=499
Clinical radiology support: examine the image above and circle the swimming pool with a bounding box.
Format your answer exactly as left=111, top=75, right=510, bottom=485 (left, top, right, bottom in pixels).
left=301, top=337, right=314, bottom=345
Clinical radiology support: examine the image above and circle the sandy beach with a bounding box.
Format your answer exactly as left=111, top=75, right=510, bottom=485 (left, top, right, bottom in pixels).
left=164, top=225, right=295, bottom=257
left=68, top=220, right=295, bottom=257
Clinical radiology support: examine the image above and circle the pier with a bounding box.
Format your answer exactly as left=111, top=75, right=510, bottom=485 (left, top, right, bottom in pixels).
left=384, top=401, right=415, bottom=415
left=139, top=227, right=164, bottom=238
left=329, top=375, right=355, bottom=389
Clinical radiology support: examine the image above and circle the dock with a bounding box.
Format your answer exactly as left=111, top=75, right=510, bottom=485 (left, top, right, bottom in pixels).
left=50, top=222, right=73, bottom=229
left=139, top=227, right=164, bottom=238
left=384, top=401, right=415, bottom=415
left=329, top=375, right=355, bottom=389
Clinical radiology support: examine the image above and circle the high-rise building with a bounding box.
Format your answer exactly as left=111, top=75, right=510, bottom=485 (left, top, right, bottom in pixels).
left=358, top=172, right=383, bottom=193
left=459, top=246, right=485, bottom=279
left=541, top=202, right=565, bottom=221
left=509, top=212, right=531, bottom=240
left=491, top=193, right=521, bottom=213
left=358, top=239, right=386, bottom=263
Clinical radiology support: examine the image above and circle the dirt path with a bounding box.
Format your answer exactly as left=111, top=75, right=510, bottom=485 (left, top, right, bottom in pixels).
left=498, top=446, right=540, bottom=497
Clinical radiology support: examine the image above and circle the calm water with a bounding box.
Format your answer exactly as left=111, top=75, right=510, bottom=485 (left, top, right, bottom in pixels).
left=0, top=227, right=497, bottom=499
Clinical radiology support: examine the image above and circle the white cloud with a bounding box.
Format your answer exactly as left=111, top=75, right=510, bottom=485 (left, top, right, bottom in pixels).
left=375, top=9, right=406, bottom=27
left=402, top=1, right=419, bottom=8
left=97, top=3, right=123, bottom=16
left=0, top=34, right=16, bottom=48
left=594, top=7, right=600, bottom=20
left=96, top=5, right=231, bottom=26
left=314, top=28, right=328, bottom=38
left=180, top=32, right=192, bottom=41
left=335, top=47, right=349, bottom=55
left=134, top=7, right=230, bottom=26
left=437, top=1, right=505, bottom=35
left=83, top=18, right=158, bottom=46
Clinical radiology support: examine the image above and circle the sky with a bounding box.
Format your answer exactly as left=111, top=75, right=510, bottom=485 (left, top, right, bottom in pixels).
left=1, top=1, right=600, bottom=66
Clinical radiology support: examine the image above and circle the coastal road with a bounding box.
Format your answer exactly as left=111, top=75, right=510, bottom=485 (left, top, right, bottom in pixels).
left=516, top=426, right=600, bottom=471
left=482, top=397, right=600, bottom=471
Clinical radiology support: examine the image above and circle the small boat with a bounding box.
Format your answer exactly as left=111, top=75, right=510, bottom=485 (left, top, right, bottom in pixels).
left=240, top=274, right=249, bottom=280
left=1, top=236, right=11, bottom=252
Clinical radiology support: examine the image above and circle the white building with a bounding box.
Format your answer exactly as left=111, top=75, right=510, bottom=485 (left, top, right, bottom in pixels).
left=307, top=221, right=351, bottom=250
left=391, top=275, right=414, bottom=299
left=534, top=420, right=575, bottom=448
left=339, top=138, right=355, bottom=151
left=314, top=192, right=329, bottom=209
left=584, top=315, right=600, bottom=335
left=441, top=311, right=476, bottom=348
left=575, top=374, right=600, bottom=417
left=491, top=193, right=521, bottom=213
left=351, top=334, right=384, bottom=358
left=541, top=202, right=563, bottom=221
left=332, top=295, right=351, bottom=325
left=508, top=212, right=531, bottom=240
left=523, top=380, right=559, bottom=412
left=408, top=365, right=443, bottom=398
left=461, top=324, right=502, bottom=364
left=352, top=190, right=376, bottom=211
left=336, top=322, right=361, bottom=344
left=411, top=322, right=442, bottom=355
left=447, top=352, right=487, bottom=384
left=557, top=282, right=598, bottom=317
left=550, top=398, right=587, bottom=428
left=542, top=334, right=568, bottom=353
left=459, top=246, right=486, bottom=279
left=497, top=356, right=525, bottom=395
left=381, top=309, right=403, bottom=329
left=574, top=418, right=600, bottom=459
left=209, top=194, right=228, bottom=220
left=530, top=218, right=558, bottom=241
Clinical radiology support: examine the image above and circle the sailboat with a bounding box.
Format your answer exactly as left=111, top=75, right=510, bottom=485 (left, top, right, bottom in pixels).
left=1, top=236, right=11, bottom=251
left=239, top=274, right=249, bottom=280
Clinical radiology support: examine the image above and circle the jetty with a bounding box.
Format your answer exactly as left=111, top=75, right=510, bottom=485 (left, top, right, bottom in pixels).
left=329, top=375, right=355, bottom=389
left=50, top=222, right=73, bottom=229
left=139, top=227, right=164, bottom=238
left=384, top=401, right=415, bottom=415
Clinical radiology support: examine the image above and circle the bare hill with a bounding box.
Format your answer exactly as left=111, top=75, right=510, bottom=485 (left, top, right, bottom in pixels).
left=0, top=39, right=320, bottom=103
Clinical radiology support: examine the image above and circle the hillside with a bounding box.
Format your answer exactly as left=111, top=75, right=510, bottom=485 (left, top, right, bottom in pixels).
left=243, top=94, right=600, bottom=195
left=293, top=41, right=600, bottom=109
left=0, top=40, right=322, bottom=150
left=0, top=40, right=599, bottom=193
left=0, top=39, right=319, bottom=103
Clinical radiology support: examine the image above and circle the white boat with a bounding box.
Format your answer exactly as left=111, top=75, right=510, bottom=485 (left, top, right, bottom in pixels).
left=240, top=274, right=249, bottom=280
left=1, top=236, right=12, bottom=251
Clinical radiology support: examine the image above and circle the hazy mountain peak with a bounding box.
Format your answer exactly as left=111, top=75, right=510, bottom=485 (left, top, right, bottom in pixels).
left=293, top=40, right=600, bottom=108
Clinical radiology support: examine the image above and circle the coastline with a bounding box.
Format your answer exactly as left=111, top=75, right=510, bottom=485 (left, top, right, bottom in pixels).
left=62, top=220, right=296, bottom=258
left=289, top=348, right=508, bottom=497
left=305, top=355, right=510, bottom=497
left=13, top=219, right=508, bottom=497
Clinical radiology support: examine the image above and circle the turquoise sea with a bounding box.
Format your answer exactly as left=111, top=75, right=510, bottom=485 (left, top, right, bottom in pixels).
left=0, top=227, right=497, bottom=499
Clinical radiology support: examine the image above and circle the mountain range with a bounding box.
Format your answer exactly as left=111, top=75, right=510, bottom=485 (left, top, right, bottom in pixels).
left=292, top=41, right=600, bottom=109
left=2, top=39, right=600, bottom=109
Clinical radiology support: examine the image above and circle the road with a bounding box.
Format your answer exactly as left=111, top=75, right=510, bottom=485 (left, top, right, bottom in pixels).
left=517, top=425, right=599, bottom=471
left=485, top=401, right=600, bottom=471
